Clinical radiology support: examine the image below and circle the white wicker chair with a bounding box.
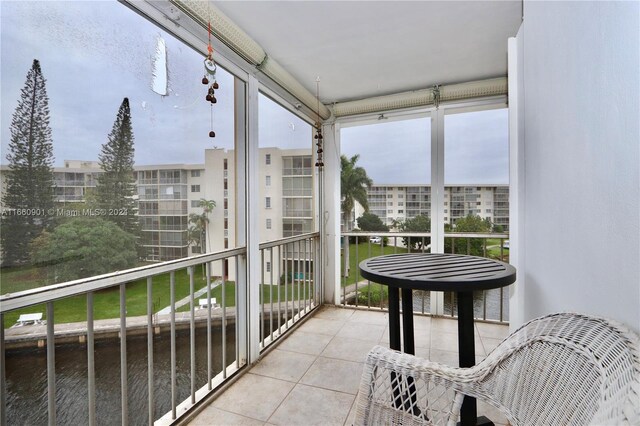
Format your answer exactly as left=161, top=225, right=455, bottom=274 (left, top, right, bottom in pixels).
left=354, top=312, right=640, bottom=426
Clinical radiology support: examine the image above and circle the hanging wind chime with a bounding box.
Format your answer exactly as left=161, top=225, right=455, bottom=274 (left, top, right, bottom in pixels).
left=314, top=77, right=324, bottom=168
left=202, top=19, right=219, bottom=138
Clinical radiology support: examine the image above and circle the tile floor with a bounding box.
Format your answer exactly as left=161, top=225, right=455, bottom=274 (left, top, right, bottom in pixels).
left=188, top=305, right=510, bottom=426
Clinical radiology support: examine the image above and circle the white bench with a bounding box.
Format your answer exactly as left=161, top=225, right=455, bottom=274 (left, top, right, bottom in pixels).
left=198, top=298, right=218, bottom=309
left=16, top=313, right=43, bottom=326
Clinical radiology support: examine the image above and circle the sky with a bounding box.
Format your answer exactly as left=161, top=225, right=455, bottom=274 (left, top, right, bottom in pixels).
left=1, top=1, right=508, bottom=185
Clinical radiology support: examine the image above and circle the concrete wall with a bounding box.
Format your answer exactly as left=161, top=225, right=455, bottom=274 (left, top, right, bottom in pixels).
left=516, top=1, right=639, bottom=332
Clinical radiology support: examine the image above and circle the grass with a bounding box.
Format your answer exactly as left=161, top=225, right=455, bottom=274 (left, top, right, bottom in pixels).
left=2, top=262, right=318, bottom=327
left=2, top=268, right=210, bottom=328
left=175, top=281, right=316, bottom=313
left=340, top=242, right=409, bottom=287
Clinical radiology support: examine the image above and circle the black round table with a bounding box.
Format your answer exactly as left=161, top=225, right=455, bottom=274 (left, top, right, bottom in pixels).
left=360, top=253, right=516, bottom=426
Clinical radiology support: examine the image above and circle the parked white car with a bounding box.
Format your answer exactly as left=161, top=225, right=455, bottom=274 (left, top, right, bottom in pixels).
left=370, top=236, right=381, bottom=244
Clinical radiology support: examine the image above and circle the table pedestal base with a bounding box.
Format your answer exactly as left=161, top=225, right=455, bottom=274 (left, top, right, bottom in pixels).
left=456, top=415, right=494, bottom=426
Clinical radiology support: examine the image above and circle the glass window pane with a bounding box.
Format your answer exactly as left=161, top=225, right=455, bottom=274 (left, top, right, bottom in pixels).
left=340, top=117, right=431, bottom=230
left=258, top=93, right=313, bottom=241
left=0, top=1, right=239, bottom=274
left=444, top=107, right=509, bottom=232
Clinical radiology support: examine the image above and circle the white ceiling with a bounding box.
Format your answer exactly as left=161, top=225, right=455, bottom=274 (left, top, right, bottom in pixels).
left=214, top=1, right=522, bottom=104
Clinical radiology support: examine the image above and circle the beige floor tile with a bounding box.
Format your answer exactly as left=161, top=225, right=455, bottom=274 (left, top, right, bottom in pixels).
left=313, top=306, right=355, bottom=321
left=349, top=309, right=389, bottom=325
left=268, top=384, right=355, bottom=426
left=321, top=336, right=378, bottom=363
left=250, top=349, right=316, bottom=382
left=480, top=336, right=504, bottom=355
left=380, top=325, right=431, bottom=349
left=476, top=321, right=509, bottom=340
left=428, top=348, right=460, bottom=367
left=296, top=317, right=346, bottom=336
left=275, top=330, right=333, bottom=355
left=429, top=330, right=459, bottom=353
left=414, top=346, right=430, bottom=359
left=212, top=373, right=294, bottom=421
left=412, top=314, right=433, bottom=331
left=336, top=321, right=385, bottom=343
left=189, top=406, right=264, bottom=426
left=301, top=356, right=364, bottom=395
left=430, top=330, right=485, bottom=355
left=344, top=393, right=359, bottom=426
left=430, top=317, right=461, bottom=333
left=192, top=308, right=511, bottom=426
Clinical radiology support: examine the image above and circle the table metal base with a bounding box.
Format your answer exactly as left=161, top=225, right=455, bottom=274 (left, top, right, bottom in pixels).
left=456, top=415, right=495, bottom=426
left=387, top=288, right=491, bottom=426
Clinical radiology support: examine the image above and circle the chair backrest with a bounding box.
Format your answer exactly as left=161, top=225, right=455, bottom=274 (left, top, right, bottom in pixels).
left=469, top=312, right=640, bottom=425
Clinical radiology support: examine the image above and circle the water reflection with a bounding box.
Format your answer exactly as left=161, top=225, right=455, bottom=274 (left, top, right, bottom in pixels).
left=6, top=325, right=237, bottom=426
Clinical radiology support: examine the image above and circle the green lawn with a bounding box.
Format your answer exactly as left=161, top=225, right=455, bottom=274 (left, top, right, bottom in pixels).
left=3, top=263, right=317, bottom=327
left=340, top=242, right=409, bottom=287
left=175, top=281, right=316, bottom=313
left=1, top=264, right=54, bottom=295
left=2, top=268, right=210, bottom=328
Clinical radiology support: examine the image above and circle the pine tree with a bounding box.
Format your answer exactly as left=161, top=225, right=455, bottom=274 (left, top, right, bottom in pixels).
left=94, top=98, right=140, bottom=238
left=1, top=59, right=56, bottom=266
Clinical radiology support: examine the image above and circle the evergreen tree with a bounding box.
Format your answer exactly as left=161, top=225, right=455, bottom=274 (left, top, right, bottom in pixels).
left=94, top=98, right=140, bottom=237
left=1, top=59, right=56, bottom=266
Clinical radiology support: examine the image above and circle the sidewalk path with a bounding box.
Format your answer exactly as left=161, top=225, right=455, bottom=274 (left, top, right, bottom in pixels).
left=156, top=278, right=222, bottom=315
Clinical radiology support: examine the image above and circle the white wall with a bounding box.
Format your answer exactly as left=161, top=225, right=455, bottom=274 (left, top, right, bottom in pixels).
left=516, top=1, right=639, bottom=332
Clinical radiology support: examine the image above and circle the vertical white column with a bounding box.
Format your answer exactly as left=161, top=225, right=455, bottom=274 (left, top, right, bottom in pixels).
left=430, top=108, right=445, bottom=315
left=322, top=121, right=341, bottom=304
left=508, top=31, right=526, bottom=331
left=235, top=75, right=259, bottom=364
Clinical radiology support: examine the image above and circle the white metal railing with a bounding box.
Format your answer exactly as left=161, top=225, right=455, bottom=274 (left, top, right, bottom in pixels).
left=340, top=231, right=510, bottom=323
left=1, top=232, right=321, bottom=426
left=258, top=232, right=321, bottom=351
left=1, top=248, right=247, bottom=426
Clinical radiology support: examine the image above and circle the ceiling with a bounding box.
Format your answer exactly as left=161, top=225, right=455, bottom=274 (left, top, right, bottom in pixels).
left=214, top=1, right=522, bottom=105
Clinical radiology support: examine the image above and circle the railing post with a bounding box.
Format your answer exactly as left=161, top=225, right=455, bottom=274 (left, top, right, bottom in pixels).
left=120, top=284, right=128, bottom=426
left=147, top=277, right=154, bottom=425
left=87, top=293, right=96, bottom=426
left=1, top=313, right=5, bottom=426
left=46, top=302, right=56, bottom=426
left=170, top=271, right=177, bottom=419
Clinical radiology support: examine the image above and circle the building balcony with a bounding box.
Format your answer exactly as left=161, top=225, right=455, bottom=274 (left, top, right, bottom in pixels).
left=1, top=232, right=515, bottom=425
left=1, top=0, right=638, bottom=424
left=186, top=305, right=509, bottom=426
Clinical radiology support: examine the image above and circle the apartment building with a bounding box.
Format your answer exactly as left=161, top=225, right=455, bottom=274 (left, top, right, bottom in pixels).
left=0, top=148, right=315, bottom=264
left=366, top=184, right=509, bottom=231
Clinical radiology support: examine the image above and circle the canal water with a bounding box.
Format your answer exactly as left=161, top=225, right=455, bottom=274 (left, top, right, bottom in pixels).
left=5, top=325, right=237, bottom=426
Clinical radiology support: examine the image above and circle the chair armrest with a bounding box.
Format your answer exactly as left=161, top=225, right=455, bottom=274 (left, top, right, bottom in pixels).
left=355, top=345, right=477, bottom=426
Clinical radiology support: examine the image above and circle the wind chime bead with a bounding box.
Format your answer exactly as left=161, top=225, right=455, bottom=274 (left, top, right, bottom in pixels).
left=209, top=131, right=216, bottom=138
left=206, top=94, right=212, bottom=101
left=213, top=82, right=219, bottom=89
left=202, top=77, right=209, bottom=85
left=208, top=88, right=215, bottom=95
left=211, top=97, right=217, bottom=104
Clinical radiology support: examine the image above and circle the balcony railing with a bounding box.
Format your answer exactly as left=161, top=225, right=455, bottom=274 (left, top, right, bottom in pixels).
left=340, top=231, right=510, bottom=323
left=258, top=233, right=320, bottom=351
left=1, top=232, right=320, bottom=426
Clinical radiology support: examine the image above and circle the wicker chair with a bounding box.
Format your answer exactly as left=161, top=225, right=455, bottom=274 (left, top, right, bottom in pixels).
left=354, top=312, right=640, bottom=426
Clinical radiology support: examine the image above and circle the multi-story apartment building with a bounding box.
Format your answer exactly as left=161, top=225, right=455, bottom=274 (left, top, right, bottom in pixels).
left=366, top=184, right=509, bottom=231
left=0, top=148, right=315, bottom=264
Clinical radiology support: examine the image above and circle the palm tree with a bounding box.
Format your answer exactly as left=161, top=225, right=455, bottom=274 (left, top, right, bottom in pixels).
left=188, top=198, right=216, bottom=253
left=341, top=154, right=372, bottom=276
